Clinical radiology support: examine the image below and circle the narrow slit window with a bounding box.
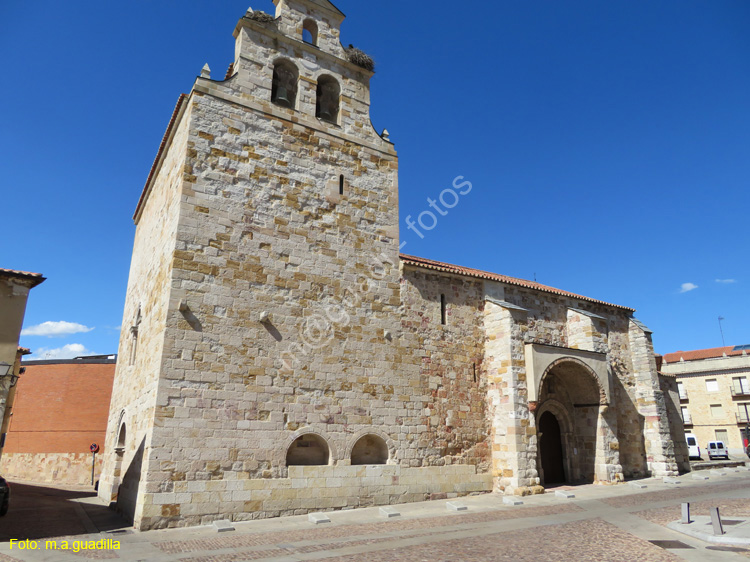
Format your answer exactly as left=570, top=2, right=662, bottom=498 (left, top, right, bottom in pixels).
left=339, top=175, right=344, bottom=195
left=129, top=306, right=142, bottom=366
left=440, top=294, right=446, bottom=325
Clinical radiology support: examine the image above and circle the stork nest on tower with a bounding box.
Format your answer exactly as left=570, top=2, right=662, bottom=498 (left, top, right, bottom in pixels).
left=247, top=10, right=275, bottom=23
left=345, top=45, right=375, bottom=72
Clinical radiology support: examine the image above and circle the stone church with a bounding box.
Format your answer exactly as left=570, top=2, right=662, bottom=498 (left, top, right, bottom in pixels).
left=99, top=0, right=689, bottom=530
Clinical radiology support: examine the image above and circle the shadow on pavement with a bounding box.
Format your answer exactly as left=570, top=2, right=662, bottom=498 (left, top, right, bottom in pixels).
left=0, top=482, right=129, bottom=541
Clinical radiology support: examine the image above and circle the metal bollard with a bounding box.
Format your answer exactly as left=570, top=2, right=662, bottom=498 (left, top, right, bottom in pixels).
left=710, top=507, right=724, bottom=536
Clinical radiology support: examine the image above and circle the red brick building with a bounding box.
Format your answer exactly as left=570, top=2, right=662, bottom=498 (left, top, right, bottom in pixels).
left=0, top=355, right=116, bottom=485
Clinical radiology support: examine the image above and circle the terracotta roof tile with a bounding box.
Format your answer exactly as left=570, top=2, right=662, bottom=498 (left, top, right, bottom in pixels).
left=662, top=346, right=747, bottom=363
left=400, top=254, right=634, bottom=312
left=0, top=268, right=45, bottom=287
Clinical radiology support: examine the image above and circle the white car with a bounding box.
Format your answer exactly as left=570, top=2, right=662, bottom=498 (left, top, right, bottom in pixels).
left=685, top=433, right=700, bottom=459
left=707, top=440, right=729, bottom=460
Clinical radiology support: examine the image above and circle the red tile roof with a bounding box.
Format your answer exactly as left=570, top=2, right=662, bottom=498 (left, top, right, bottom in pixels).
left=662, top=346, right=747, bottom=363
left=400, top=254, right=634, bottom=312
left=133, top=93, right=189, bottom=222
left=0, top=268, right=45, bottom=287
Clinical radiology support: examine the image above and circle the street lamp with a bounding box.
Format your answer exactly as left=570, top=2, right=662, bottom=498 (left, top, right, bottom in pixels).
left=0, top=362, right=18, bottom=386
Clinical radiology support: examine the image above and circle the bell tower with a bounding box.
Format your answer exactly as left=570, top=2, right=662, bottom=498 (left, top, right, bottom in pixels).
left=101, top=1, right=403, bottom=529
left=272, top=0, right=346, bottom=55
left=229, top=1, right=387, bottom=145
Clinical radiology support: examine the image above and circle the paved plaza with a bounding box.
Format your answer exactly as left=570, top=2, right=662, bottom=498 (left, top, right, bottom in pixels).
left=1, top=468, right=749, bottom=561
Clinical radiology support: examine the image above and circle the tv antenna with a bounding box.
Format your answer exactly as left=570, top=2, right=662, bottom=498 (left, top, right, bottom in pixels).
left=718, top=316, right=726, bottom=346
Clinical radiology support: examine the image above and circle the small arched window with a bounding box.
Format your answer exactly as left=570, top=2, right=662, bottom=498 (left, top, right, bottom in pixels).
left=302, top=19, right=318, bottom=46
left=351, top=435, right=388, bottom=465
left=271, top=60, right=299, bottom=109
left=286, top=434, right=330, bottom=466
left=316, top=75, right=340, bottom=124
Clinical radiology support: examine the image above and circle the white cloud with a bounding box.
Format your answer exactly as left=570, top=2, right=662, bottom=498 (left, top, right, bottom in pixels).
left=715, top=279, right=737, bottom=284
left=21, top=321, right=94, bottom=337
left=25, top=344, right=97, bottom=361
left=679, top=282, right=699, bottom=293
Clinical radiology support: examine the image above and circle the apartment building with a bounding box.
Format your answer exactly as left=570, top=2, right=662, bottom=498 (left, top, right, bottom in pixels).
left=662, top=345, right=750, bottom=455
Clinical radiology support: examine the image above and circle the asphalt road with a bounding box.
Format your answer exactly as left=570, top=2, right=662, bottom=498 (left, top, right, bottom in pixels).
left=0, top=481, right=128, bottom=542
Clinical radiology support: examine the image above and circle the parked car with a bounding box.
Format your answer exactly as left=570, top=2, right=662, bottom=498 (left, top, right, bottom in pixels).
left=707, top=441, right=729, bottom=460
left=685, top=433, right=700, bottom=459
left=0, top=476, right=9, bottom=516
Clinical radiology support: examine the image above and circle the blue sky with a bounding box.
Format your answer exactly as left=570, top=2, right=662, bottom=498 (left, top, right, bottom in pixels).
left=2, top=0, right=748, bottom=359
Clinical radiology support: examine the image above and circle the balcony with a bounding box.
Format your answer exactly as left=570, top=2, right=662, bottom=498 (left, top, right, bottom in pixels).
left=731, top=384, right=750, bottom=398
left=679, top=388, right=689, bottom=401
left=737, top=411, right=750, bottom=424
left=682, top=413, right=693, bottom=425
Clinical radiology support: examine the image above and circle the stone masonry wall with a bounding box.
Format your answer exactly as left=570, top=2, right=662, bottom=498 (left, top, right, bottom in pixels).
left=487, top=284, right=651, bottom=489
left=98, top=101, right=193, bottom=512
left=145, top=464, right=489, bottom=523
left=132, top=11, right=419, bottom=527
left=659, top=375, right=690, bottom=472
left=627, top=322, right=679, bottom=477
left=272, top=0, right=344, bottom=57
left=484, top=296, right=538, bottom=494
left=126, top=11, right=503, bottom=527
left=137, top=88, right=404, bottom=528
left=399, top=268, right=490, bottom=470
left=2, top=453, right=104, bottom=486
left=606, top=317, right=649, bottom=478
left=566, top=309, right=608, bottom=353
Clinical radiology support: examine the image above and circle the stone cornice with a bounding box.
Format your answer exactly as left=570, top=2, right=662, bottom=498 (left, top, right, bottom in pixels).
left=192, top=80, right=396, bottom=158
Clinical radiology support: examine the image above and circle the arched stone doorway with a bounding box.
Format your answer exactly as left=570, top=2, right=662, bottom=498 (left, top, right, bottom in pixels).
left=538, top=411, right=565, bottom=484
left=535, top=358, right=620, bottom=485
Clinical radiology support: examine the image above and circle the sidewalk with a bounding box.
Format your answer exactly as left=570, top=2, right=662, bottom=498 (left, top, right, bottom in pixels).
left=1, top=468, right=749, bottom=561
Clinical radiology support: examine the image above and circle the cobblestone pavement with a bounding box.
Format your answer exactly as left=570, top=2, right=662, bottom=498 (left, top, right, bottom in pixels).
left=602, top=481, right=741, bottom=509
left=635, top=498, right=750, bottom=527
left=0, top=471, right=749, bottom=561
left=155, top=504, right=581, bottom=554
left=318, top=519, right=680, bottom=562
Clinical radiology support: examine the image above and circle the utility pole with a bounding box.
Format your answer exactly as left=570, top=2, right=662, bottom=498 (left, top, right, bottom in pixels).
left=718, top=316, right=726, bottom=347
